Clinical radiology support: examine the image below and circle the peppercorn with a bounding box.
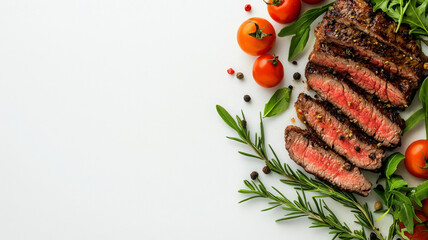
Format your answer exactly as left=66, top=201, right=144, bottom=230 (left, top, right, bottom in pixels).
left=374, top=184, right=384, bottom=192
left=344, top=163, right=352, bottom=171
left=236, top=72, right=244, bottom=80
left=292, top=60, right=297, bottom=65
left=374, top=201, right=383, bottom=211
left=339, top=135, right=345, bottom=140
left=355, top=146, right=360, bottom=152
left=370, top=232, right=378, bottom=240
left=241, top=120, right=247, bottom=129
left=250, top=171, right=258, bottom=180
left=293, top=72, right=301, bottom=80
left=288, top=85, right=293, bottom=90
left=244, top=4, right=251, bottom=11
left=262, top=166, right=271, bottom=174
left=227, top=68, right=235, bottom=75
left=314, top=94, right=319, bottom=99
left=369, top=153, right=376, bottom=160
left=244, top=95, right=251, bottom=102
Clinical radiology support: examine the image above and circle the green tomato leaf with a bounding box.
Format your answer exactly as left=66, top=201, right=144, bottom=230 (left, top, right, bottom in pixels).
left=384, top=153, right=406, bottom=179
left=402, top=108, right=425, bottom=135
left=389, top=176, right=408, bottom=190
left=216, top=105, right=239, bottom=132
left=278, top=2, right=334, bottom=37
left=410, top=180, right=428, bottom=207
left=263, top=88, right=292, bottom=118
left=288, top=28, right=310, bottom=61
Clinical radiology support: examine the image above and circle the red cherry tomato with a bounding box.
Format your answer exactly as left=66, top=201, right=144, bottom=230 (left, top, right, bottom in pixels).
left=265, top=0, right=301, bottom=24
left=404, top=139, right=428, bottom=179
left=422, top=199, right=428, bottom=218
left=302, top=0, right=324, bottom=4
left=237, top=18, right=276, bottom=56
left=252, top=54, right=284, bottom=88
left=399, top=210, right=428, bottom=240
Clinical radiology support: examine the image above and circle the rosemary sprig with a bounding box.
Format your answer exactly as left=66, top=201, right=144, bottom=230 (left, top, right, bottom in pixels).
left=216, top=105, right=385, bottom=240
left=239, top=179, right=368, bottom=240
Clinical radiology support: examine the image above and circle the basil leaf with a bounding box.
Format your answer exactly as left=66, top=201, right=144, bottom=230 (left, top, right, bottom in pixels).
left=216, top=105, right=239, bottom=131
left=410, top=180, right=428, bottom=207
left=389, top=176, right=408, bottom=190
left=263, top=88, right=292, bottom=118
left=402, top=108, right=425, bottom=134
left=384, top=153, right=405, bottom=179
left=288, top=28, right=310, bottom=61
left=278, top=2, right=334, bottom=37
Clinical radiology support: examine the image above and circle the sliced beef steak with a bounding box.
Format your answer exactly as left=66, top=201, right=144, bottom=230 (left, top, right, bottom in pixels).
left=306, top=63, right=404, bottom=147
left=315, top=18, right=424, bottom=81
left=295, top=93, right=384, bottom=170
left=326, top=0, right=424, bottom=61
left=309, top=41, right=416, bottom=108
left=284, top=126, right=372, bottom=196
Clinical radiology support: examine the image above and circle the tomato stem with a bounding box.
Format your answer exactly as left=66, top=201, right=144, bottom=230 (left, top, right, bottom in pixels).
left=263, top=0, right=283, bottom=6
left=267, top=55, right=279, bottom=66
left=248, top=22, right=273, bottom=39
left=421, top=153, right=428, bottom=169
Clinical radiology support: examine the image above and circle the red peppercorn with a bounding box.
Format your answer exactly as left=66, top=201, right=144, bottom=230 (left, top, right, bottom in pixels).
left=244, top=4, right=251, bottom=11
left=227, top=68, right=235, bottom=75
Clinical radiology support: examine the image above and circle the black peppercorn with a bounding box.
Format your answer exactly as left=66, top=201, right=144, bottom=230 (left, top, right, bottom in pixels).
left=236, top=72, right=244, bottom=80
left=262, top=166, right=271, bottom=174
left=344, top=163, right=352, bottom=171
left=369, top=153, right=376, bottom=160
left=293, top=72, right=301, bottom=80
left=241, top=120, right=247, bottom=129
left=374, top=184, right=384, bottom=192
left=292, top=60, right=297, bottom=65
left=355, top=146, right=360, bottom=152
left=250, top=171, right=258, bottom=180
left=370, top=232, right=378, bottom=240
left=244, top=95, right=251, bottom=102
left=339, top=135, right=345, bottom=140
left=288, top=85, right=293, bottom=90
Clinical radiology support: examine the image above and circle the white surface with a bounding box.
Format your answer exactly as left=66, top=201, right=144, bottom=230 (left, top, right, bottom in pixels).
left=0, top=0, right=426, bottom=239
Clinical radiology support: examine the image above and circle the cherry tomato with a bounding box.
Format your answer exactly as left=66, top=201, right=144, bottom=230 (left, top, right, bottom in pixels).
left=405, top=139, right=428, bottom=179
left=399, top=210, right=428, bottom=240
left=422, top=199, right=428, bottom=218
left=265, top=0, right=301, bottom=24
left=302, top=0, right=324, bottom=4
left=252, top=54, right=284, bottom=88
left=237, top=18, right=276, bottom=56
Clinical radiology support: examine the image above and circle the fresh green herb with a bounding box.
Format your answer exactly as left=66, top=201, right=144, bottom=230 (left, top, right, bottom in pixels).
left=401, top=76, right=428, bottom=136
left=263, top=87, right=292, bottom=118
left=217, top=105, right=385, bottom=240
left=384, top=152, right=406, bottom=179
left=278, top=2, right=334, bottom=61
left=371, top=0, right=428, bottom=37
left=403, top=108, right=425, bottom=134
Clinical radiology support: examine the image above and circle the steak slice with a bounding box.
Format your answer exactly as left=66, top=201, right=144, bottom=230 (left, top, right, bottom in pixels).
left=306, top=62, right=404, bottom=147
left=326, top=0, right=424, bottom=61
left=284, top=125, right=372, bottom=196
left=295, top=93, right=384, bottom=170
left=315, top=18, right=424, bottom=81
left=309, top=41, right=416, bottom=108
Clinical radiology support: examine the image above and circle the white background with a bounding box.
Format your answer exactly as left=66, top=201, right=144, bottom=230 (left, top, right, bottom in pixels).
left=0, top=0, right=426, bottom=239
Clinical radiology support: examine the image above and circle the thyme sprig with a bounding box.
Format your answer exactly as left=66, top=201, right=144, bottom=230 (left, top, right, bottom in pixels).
left=216, top=105, right=384, bottom=240
left=239, top=180, right=368, bottom=240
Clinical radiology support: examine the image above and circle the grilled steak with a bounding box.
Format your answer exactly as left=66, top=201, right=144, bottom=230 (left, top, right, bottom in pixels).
left=315, top=18, right=424, bottom=81
left=306, top=62, right=404, bottom=147
left=295, top=93, right=384, bottom=170
left=284, top=126, right=372, bottom=196
left=326, top=0, right=424, bottom=61
left=309, top=41, right=416, bottom=107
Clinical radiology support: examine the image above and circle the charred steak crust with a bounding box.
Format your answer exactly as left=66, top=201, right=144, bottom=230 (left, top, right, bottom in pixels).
left=284, top=126, right=372, bottom=196
left=326, top=0, right=424, bottom=60
left=315, top=18, right=424, bottom=81
left=295, top=93, right=384, bottom=170
left=305, top=62, right=404, bottom=147
left=309, top=40, right=416, bottom=107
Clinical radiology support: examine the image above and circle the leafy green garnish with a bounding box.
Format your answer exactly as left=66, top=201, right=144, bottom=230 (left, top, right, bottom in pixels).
left=401, top=76, right=428, bottom=136
left=263, top=87, right=292, bottom=118
left=384, top=152, right=405, bottom=179
left=410, top=180, right=428, bottom=206
left=403, top=108, right=425, bottom=134
left=278, top=2, right=334, bottom=61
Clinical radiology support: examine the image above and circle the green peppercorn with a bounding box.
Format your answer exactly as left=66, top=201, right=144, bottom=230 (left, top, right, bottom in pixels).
left=236, top=72, right=244, bottom=80
left=374, top=201, right=383, bottom=211
left=250, top=171, right=258, bottom=180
